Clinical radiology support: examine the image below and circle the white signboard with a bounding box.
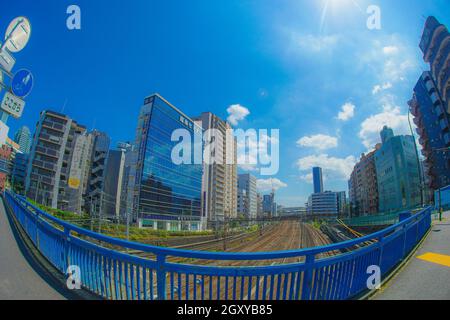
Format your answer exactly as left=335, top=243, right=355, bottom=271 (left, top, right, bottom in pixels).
left=1, top=92, right=25, bottom=118
left=5, top=17, right=31, bottom=53
left=0, top=48, right=15, bottom=73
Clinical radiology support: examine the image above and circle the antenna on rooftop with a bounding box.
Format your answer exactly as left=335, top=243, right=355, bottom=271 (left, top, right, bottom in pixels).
left=61, top=99, right=68, bottom=113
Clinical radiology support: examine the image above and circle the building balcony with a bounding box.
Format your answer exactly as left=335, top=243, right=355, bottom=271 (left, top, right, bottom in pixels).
left=440, top=118, right=450, bottom=131
left=91, top=165, right=104, bottom=175
left=444, top=133, right=450, bottom=146
left=413, top=116, right=422, bottom=127
left=440, top=68, right=450, bottom=102
left=35, top=145, right=60, bottom=159
left=435, top=104, right=444, bottom=118
left=42, top=121, right=65, bottom=133
left=431, top=92, right=440, bottom=104
left=39, top=133, right=61, bottom=145
left=409, top=98, right=420, bottom=117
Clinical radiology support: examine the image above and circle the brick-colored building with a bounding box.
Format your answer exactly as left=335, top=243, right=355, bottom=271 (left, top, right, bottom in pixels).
left=348, top=145, right=380, bottom=216
left=0, top=144, right=13, bottom=191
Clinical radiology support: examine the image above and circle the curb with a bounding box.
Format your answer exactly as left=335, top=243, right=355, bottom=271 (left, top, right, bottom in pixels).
left=1, top=194, right=102, bottom=300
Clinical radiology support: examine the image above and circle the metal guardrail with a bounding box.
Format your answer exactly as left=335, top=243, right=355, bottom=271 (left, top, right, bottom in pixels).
left=4, top=190, right=432, bottom=300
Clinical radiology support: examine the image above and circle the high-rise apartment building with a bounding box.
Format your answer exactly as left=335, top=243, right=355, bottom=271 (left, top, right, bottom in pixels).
left=26, top=110, right=89, bottom=212
left=192, top=112, right=237, bottom=224
left=256, top=192, right=263, bottom=218
left=117, top=142, right=135, bottom=219
left=14, top=126, right=32, bottom=154
left=409, top=16, right=450, bottom=191
left=237, top=173, right=257, bottom=219
left=102, top=149, right=126, bottom=220
left=348, top=146, right=380, bottom=216
left=313, top=167, right=324, bottom=194
left=374, top=126, right=422, bottom=212
left=85, top=130, right=110, bottom=216
left=129, top=94, right=204, bottom=231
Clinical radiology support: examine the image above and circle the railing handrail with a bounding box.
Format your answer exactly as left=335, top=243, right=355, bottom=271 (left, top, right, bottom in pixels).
left=7, top=190, right=432, bottom=261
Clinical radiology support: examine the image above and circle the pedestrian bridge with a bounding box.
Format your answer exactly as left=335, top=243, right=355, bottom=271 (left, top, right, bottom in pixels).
left=1, top=190, right=432, bottom=300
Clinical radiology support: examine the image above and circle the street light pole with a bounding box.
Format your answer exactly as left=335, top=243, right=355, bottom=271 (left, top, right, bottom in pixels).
left=407, top=110, right=425, bottom=207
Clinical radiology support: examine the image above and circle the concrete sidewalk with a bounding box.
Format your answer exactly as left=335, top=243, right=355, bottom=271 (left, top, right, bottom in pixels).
left=0, top=197, right=66, bottom=300
left=374, top=211, right=450, bottom=300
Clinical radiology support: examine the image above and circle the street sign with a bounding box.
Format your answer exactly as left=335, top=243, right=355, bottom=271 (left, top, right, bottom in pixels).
left=4, top=17, right=31, bottom=53
left=11, top=69, right=33, bottom=98
left=0, top=48, right=15, bottom=73
left=1, top=92, right=25, bottom=118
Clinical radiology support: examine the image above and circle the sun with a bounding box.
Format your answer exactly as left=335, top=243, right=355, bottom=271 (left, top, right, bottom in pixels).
left=320, top=0, right=363, bottom=32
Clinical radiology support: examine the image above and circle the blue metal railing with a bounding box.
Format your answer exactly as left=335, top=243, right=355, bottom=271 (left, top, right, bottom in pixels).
left=4, top=190, right=432, bottom=300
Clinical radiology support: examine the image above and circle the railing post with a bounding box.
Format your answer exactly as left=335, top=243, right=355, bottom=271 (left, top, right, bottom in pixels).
left=377, top=236, right=384, bottom=274
left=401, top=224, right=407, bottom=259
left=35, top=209, right=40, bottom=249
left=156, top=254, right=167, bottom=300
left=301, top=254, right=315, bottom=300
left=63, top=227, right=71, bottom=272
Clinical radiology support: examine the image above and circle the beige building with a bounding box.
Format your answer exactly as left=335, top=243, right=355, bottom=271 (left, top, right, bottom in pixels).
left=193, top=112, right=237, bottom=226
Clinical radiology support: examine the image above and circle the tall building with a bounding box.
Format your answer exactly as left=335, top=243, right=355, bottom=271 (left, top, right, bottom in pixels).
left=130, top=94, right=204, bottom=231
left=102, top=149, right=126, bottom=220
left=262, top=193, right=277, bottom=217
left=14, top=126, right=32, bottom=154
left=117, top=142, right=135, bottom=219
left=26, top=110, right=89, bottom=212
left=419, top=16, right=450, bottom=114
left=11, top=153, right=29, bottom=194
left=237, top=173, right=257, bottom=219
left=312, top=167, right=324, bottom=194
left=0, top=145, right=12, bottom=191
left=374, top=126, right=422, bottom=212
left=348, top=146, right=380, bottom=216
left=85, top=130, right=110, bottom=216
left=256, top=192, right=263, bottom=218
left=192, top=112, right=237, bottom=224
left=409, top=16, right=450, bottom=191
left=336, top=191, right=347, bottom=217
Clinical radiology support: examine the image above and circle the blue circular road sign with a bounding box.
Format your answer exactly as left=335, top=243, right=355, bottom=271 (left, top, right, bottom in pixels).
left=11, top=69, right=34, bottom=98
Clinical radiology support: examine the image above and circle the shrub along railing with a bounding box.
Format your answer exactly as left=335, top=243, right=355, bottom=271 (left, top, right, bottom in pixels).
left=4, top=190, right=431, bottom=300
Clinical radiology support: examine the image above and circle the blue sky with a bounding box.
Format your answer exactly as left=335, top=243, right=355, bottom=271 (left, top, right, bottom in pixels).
left=1, top=0, right=449, bottom=207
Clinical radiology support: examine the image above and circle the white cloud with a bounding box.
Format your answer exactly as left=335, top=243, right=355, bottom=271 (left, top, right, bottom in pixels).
left=297, top=154, right=357, bottom=181
left=257, top=178, right=288, bottom=192
left=227, top=104, right=250, bottom=126
left=337, top=102, right=355, bottom=121
left=297, top=134, right=338, bottom=150
left=359, top=96, right=410, bottom=148
left=382, top=46, right=399, bottom=55
left=299, top=173, right=313, bottom=184
left=286, top=32, right=340, bottom=53
left=372, top=82, right=392, bottom=95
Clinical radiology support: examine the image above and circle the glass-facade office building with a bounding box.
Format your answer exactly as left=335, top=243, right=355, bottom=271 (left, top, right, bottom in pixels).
left=132, top=94, right=204, bottom=231
left=313, top=167, right=324, bottom=194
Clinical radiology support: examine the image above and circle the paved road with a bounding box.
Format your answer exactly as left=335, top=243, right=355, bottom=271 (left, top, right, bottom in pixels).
left=0, top=197, right=66, bottom=300
left=374, top=211, right=450, bottom=300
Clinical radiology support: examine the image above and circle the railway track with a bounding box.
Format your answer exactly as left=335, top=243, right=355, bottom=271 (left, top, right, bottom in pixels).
left=107, top=221, right=335, bottom=300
